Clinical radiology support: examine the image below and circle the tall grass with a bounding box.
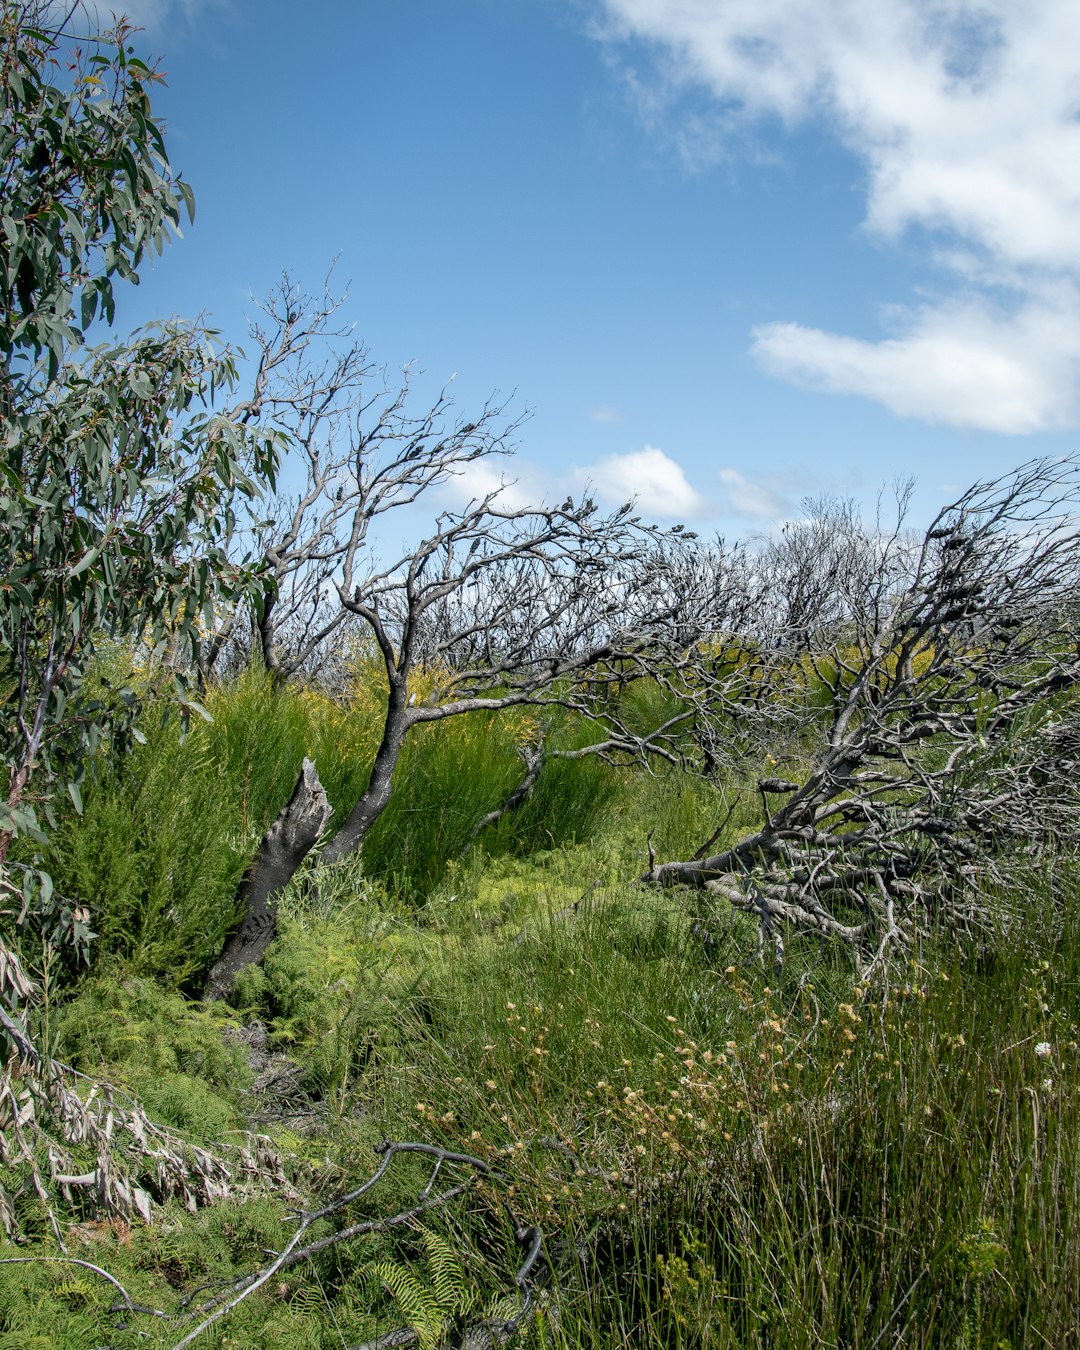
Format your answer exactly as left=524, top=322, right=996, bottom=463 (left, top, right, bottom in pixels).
left=41, top=665, right=627, bottom=980
left=13, top=661, right=1080, bottom=1348
left=358, top=865, right=1080, bottom=1348
left=41, top=668, right=380, bottom=981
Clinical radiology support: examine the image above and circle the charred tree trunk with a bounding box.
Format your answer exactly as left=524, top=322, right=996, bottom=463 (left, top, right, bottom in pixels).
left=319, top=679, right=412, bottom=866
left=204, top=758, right=332, bottom=1001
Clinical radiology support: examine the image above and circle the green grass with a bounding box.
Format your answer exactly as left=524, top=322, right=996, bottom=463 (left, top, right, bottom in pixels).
left=37, top=667, right=629, bottom=986
left=8, top=665, right=1080, bottom=1348
left=37, top=667, right=382, bottom=982
left=349, top=862, right=1080, bottom=1348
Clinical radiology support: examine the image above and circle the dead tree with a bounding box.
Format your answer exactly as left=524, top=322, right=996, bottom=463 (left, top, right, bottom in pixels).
left=318, top=498, right=705, bottom=865
left=643, top=459, right=1080, bottom=976
left=204, top=277, right=718, bottom=873
left=203, top=759, right=332, bottom=1001
left=753, top=488, right=912, bottom=656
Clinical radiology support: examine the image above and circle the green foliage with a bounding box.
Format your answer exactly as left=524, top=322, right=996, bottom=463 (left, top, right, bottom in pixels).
left=0, top=10, right=187, bottom=369
left=7, top=608, right=1080, bottom=1347
left=52, top=975, right=249, bottom=1139
left=41, top=669, right=631, bottom=985
left=5, top=751, right=1080, bottom=1346
left=42, top=704, right=249, bottom=980
left=231, top=858, right=443, bottom=1102
left=40, top=668, right=381, bottom=982
left=0, top=8, right=278, bottom=1045
left=203, top=667, right=380, bottom=843
left=368, top=1227, right=478, bottom=1350
left=485, top=717, right=625, bottom=859
left=0, top=9, right=278, bottom=841
left=355, top=698, right=625, bottom=901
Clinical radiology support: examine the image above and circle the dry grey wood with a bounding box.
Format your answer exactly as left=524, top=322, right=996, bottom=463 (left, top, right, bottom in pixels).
left=199, top=276, right=734, bottom=867
left=643, top=458, right=1080, bottom=972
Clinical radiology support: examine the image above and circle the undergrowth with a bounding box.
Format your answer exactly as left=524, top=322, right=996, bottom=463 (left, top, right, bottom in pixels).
left=5, top=667, right=1080, bottom=1347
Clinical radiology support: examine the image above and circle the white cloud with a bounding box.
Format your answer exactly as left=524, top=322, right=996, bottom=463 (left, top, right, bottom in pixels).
left=588, top=404, right=624, bottom=424
left=595, top=0, right=1080, bottom=431
left=752, top=291, right=1080, bottom=433
left=574, top=444, right=710, bottom=518
left=438, top=457, right=552, bottom=513
left=716, top=468, right=794, bottom=520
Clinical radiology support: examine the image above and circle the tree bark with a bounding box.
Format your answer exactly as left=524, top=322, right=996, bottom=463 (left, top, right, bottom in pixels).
left=318, top=682, right=411, bottom=866
left=204, top=758, right=332, bottom=1001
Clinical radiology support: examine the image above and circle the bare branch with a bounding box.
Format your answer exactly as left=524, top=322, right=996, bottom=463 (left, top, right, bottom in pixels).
left=643, top=458, right=1080, bottom=972
left=171, top=1140, right=545, bottom=1350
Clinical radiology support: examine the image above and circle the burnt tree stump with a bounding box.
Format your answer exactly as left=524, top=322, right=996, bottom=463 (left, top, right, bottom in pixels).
left=204, top=758, right=332, bottom=1001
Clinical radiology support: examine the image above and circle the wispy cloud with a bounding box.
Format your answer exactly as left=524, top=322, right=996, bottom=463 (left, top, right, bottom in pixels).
left=595, top=0, right=1080, bottom=432
left=574, top=444, right=710, bottom=518
left=76, top=0, right=224, bottom=32
left=716, top=467, right=794, bottom=520
left=437, top=457, right=552, bottom=513
left=587, top=404, right=624, bottom=424
left=752, top=289, right=1080, bottom=434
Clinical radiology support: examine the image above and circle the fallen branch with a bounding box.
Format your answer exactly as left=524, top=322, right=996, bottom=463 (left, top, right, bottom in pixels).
left=0, top=1255, right=141, bottom=1315
left=643, top=459, right=1080, bottom=975
left=170, top=1140, right=546, bottom=1350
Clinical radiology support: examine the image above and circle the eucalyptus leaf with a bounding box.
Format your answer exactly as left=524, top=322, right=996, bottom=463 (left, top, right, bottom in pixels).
left=0, top=10, right=278, bottom=983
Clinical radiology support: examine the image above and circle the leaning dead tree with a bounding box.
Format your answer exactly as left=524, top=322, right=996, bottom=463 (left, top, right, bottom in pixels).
left=204, top=759, right=332, bottom=1000
left=194, top=278, right=719, bottom=987
left=212, top=279, right=712, bottom=859
left=644, top=458, right=1080, bottom=976
left=317, top=499, right=708, bottom=865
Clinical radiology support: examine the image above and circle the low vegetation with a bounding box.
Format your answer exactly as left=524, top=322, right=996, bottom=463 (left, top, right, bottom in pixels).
left=3, top=8, right=1079, bottom=1346
left=1, top=669, right=1078, bottom=1347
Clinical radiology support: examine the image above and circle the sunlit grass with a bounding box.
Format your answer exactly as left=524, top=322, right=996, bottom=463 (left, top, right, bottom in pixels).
left=10, top=661, right=1080, bottom=1348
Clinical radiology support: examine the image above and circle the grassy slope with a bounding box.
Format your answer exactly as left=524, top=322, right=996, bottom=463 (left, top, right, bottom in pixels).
left=3, top=674, right=1078, bottom=1348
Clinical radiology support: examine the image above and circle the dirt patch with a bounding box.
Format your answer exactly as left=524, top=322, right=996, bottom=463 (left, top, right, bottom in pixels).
left=224, top=1020, right=326, bottom=1134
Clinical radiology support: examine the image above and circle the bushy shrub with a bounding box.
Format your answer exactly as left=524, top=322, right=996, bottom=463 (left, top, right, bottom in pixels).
left=52, top=975, right=250, bottom=1140
left=41, top=668, right=381, bottom=983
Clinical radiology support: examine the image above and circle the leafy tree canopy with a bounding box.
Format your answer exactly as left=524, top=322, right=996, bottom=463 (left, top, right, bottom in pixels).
left=0, top=5, right=277, bottom=1003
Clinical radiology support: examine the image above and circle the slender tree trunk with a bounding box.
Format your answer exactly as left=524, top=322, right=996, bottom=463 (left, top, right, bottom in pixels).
left=319, top=681, right=412, bottom=866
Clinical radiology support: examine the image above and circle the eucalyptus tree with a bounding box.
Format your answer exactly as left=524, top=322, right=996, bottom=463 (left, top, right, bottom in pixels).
left=0, top=6, right=277, bottom=1052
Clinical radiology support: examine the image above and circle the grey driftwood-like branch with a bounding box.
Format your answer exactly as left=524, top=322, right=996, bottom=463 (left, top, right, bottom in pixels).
left=164, top=1139, right=546, bottom=1350
left=643, top=458, right=1080, bottom=975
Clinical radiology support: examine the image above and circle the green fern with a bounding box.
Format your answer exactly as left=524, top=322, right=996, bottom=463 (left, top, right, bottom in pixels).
left=421, top=1227, right=476, bottom=1320
left=280, top=1281, right=331, bottom=1318
left=367, top=1226, right=477, bottom=1350
left=370, top=1258, right=447, bottom=1350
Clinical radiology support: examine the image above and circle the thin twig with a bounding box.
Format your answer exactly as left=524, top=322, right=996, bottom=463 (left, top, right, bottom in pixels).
left=0, top=1255, right=142, bottom=1314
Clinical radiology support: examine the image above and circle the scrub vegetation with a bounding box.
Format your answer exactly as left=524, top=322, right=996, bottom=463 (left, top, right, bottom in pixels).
left=5, top=674, right=1080, bottom=1347
left=3, top=6, right=1080, bottom=1347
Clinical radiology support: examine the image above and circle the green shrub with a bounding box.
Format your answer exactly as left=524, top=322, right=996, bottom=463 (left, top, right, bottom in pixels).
left=52, top=975, right=249, bottom=1141
left=40, top=668, right=381, bottom=983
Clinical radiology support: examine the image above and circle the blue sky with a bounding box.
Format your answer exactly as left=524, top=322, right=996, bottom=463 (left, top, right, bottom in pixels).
left=100, top=0, right=1080, bottom=534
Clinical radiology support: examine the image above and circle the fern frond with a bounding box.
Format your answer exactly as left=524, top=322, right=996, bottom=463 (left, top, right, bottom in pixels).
left=284, top=1282, right=329, bottom=1318
left=372, top=1258, right=445, bottom=1350
left=420, top=1226, right=474, bottom=1315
